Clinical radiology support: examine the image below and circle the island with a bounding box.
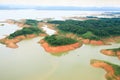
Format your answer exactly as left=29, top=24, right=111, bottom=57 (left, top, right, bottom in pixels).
left=39, top=35, right=82, bottom=53
left=101, top=47, right=120, bottom=60
left=91, top=59, right=120, bottom=80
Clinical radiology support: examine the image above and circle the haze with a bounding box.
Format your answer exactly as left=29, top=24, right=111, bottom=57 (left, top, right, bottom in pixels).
left=0, top=0, right=120, bottom=7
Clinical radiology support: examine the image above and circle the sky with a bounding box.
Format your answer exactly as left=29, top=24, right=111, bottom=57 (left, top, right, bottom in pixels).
left=0, top=0, right=120, bottom=7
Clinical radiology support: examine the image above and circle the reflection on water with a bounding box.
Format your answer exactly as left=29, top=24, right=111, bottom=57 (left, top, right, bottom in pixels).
left=0, top=37, right=120, bottom=80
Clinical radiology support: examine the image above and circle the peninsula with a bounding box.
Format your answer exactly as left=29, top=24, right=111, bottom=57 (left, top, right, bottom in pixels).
left=0, top=19, right=46, bottom=48
left=39, top=35, right=82, bottom=53
left=91, top=59, right=120, bottom=80
left=0, top=27, right=45, bottom=48
left=101, top=47, right=120, bottom=60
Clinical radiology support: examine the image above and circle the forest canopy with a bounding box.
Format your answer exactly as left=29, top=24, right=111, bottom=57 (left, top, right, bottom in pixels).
left=8, top=27, right=43, bottom=39
left=25, top=19, right=39, bottom=27
left=48, top=18, right=120, bottom=40
left=44, top=35, right=78, bottom=46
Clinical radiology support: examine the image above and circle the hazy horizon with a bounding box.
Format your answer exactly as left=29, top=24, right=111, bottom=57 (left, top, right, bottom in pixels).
left=0, top=4, right=120, bottom=11
left=0, top=0, right=120, bottom=7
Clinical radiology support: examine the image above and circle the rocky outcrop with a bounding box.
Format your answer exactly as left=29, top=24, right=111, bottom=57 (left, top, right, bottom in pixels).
left=39, top=40, right=82, bottom=53
left=91, top=59, right=120, bottom=80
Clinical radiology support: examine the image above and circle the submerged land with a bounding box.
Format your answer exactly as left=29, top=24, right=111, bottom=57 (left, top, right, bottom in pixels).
left=0, top=17, right=120, bottom=80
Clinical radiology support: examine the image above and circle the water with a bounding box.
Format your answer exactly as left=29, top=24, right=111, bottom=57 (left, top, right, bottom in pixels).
left=0, top=37, right=120, bottom=80
left=0, top=23, right=20, bottom=39
left=0, top=10, right=116, bottom=21
left=0, top=10, right=120, bottom=80
left=42, top=25, right=56, bottom=35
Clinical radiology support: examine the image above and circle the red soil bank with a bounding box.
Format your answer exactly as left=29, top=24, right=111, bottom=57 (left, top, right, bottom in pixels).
left=40, top=40, right=82, bottom=53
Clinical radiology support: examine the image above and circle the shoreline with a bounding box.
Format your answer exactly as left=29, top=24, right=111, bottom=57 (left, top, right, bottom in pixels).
left=100, top=49, right=120, bottom=60
left=0, top=33, right=46, bottom=48
left=82, top=39, right=105, bottom=45
left=59, top=32, right=120, bottom=46
left=3, top=19, right=120, bottom=46
left=91, top=59, right=120, bottom=80
left=0, top=19, right=120, bottom=50
left=39, top=40, right=82, bottom=53
left=80, top=36, right=120, bottom=45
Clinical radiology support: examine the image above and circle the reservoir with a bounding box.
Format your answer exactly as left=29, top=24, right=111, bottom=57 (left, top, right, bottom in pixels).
left=0, top=36, right=120, bottom=80
left=0, top=10, right=120, bottom=80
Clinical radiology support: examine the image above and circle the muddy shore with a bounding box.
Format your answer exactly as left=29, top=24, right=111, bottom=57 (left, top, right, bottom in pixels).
left=101, top=49, right=120, bottom=60
left=91, top=59, right=120, bottom=80
left=39, top=40, right=82, bottom=53
left=0, top=34, right=46, bottom=48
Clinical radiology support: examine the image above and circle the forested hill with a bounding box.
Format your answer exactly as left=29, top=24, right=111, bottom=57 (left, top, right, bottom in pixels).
left=48, top=18, right=120, bottom=40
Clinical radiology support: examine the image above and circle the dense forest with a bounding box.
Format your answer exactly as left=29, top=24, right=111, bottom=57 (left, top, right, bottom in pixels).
left=48, top=18, right=120, bottom=40
left=8, top=27, right=43, bottom=39
left=25, top=19, right=39, bottom=27
left=44, top=35, right=78, bottom=46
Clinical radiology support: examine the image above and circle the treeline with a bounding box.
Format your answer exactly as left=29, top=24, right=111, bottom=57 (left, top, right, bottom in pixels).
left=105, top=61, right=120, bottom=76
left=44, top=35, right=77, bottom=46
left=48, top=18, right=120, bottom=40
left=91, top=59, right=120, bottom=76
left=25, top=19, right=39, bottom=27
left=8, top=27, right=43, bottom=39
left=107, top=47, right=120, bottom=52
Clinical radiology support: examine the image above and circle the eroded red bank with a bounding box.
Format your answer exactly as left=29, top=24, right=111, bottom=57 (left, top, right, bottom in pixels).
left=39, top=40, right=82, bottom=53
left=91, top=60, right=120, bottom=80
left=101, top=49, right=120, bottom=60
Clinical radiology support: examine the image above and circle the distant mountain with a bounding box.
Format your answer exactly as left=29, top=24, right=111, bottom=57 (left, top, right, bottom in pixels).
left=0, top=4, right=120, bottom=11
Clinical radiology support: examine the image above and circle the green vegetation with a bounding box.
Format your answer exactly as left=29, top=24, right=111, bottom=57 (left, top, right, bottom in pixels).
left=50, top=52, right=69, bottom=56
left=44, top=35, right=78, bottom=46
left=25, top=19, right=39, bottom=27
left=105, top=61, right=120, bottom=76
left=8, top=27, right=43, bottom=39
left=48, top=18, right=120, bottom=40
left=82, top=31, right=100, bottom=40
left=107, top=47, right=120, bottom=52
left=91, top=59, right=120, bottom=76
